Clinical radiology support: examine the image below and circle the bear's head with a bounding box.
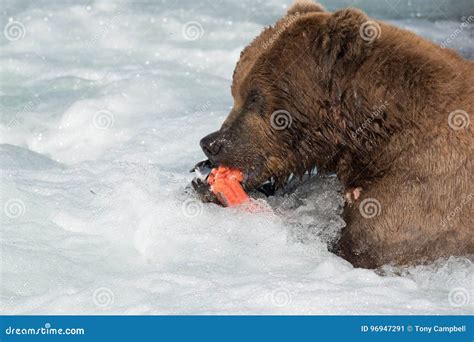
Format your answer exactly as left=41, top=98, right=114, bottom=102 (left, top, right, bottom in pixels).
left=200, top=1, right=377, bottom=190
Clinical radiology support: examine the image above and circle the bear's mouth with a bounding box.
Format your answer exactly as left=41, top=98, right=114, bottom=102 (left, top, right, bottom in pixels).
left=191, top=159, right=277, bottom=197
left=241, top=168, right=277, bottom=196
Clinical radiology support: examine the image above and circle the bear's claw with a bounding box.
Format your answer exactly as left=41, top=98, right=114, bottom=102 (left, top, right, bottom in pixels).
left=191, top=178, right=221, bottom=204
left=344, top=187, right=362, bottom=204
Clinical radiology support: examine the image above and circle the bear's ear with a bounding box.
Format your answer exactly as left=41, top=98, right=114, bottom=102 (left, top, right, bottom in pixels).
left=287, top=0, right=325, bottom=15
left=324, top=8, right=376, bottom=65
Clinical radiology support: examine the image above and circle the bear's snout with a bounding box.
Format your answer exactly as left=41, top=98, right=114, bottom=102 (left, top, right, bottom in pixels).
left=200, top=131, right=225, bottom=162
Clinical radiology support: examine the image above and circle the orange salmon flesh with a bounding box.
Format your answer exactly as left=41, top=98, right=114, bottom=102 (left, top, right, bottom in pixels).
left=207, top=166, right=249, bottom=207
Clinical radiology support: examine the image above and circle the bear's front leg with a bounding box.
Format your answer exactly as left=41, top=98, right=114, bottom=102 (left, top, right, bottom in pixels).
left=335, top=174, right=427, bottom=269
left=335, top=169, right=470, bottom=269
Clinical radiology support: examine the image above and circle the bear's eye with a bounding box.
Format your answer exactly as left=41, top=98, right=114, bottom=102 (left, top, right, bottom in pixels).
left=246, top=89, right=260, bottom=106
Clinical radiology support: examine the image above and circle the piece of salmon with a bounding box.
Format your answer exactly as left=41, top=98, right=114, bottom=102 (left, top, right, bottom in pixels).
left=207, top=166, right=249, bottom=207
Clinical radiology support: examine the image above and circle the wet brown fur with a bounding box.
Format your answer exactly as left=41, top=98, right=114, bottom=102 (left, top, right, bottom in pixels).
left=203, top=1, right=474, bottom=268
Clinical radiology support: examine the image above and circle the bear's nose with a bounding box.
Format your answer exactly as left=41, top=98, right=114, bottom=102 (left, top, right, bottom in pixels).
left=200, top=131, right=223, bottom=158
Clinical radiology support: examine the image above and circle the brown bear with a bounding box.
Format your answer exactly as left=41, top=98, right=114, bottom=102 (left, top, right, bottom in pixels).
left=197, top=0, right=473, bottom=268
